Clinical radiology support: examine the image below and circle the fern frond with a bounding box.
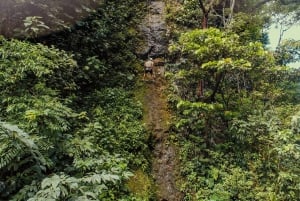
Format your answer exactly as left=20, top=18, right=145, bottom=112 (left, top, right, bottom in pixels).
left=81, top=172, right=120, bottom=184
left=0, top=121, right=49, bottom=175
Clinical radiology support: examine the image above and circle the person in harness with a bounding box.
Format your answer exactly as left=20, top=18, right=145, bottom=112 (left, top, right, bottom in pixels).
left=143, top=57, right=155, bottom=80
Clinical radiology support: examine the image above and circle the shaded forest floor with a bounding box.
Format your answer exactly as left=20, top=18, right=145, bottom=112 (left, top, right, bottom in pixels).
left=137, top=68, right=183, bottom=201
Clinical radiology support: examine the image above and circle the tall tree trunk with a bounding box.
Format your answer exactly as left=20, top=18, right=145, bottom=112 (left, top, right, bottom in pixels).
left=226, top=0, right=235, bottom=27
left=198, top=0, right=210, bottom=29
left=210, top=72, right=224, bottom=102
left=197, top=0, right=210, bottom=99
left=202, top=12, right=209, bottom=29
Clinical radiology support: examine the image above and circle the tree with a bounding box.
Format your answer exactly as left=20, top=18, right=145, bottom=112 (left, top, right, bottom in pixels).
left=169, top=28, right=279, bottom=103
left=197, top=0, right=237, bottom=28
left=197, top=0, right=215, bottom=28
left=275, top=39, right=300, bottom=65
left=0, top=3, right=149, bottom=197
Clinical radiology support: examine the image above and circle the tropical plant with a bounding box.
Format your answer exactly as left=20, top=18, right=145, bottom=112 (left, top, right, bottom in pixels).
left=165, top=4, right=300, bottom=200
left=0, top=1, right=150, bottom=198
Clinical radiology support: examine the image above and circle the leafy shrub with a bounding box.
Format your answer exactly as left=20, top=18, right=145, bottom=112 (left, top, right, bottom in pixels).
left=0, top=22, right=149, bottom=200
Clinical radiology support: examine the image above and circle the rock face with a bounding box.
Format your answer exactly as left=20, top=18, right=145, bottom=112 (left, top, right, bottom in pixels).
left=143, top=77, right=184, bottom=201
left=137, top=1, right=168, bottom=58
left=0, top=0, right=103, bottom=38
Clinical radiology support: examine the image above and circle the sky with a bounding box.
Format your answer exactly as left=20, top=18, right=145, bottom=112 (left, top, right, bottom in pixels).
left=267, top=24, right=300, bottom=68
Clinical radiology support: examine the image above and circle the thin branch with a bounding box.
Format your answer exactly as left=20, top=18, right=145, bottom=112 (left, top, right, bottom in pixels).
left=198, top=0, right=207, bottom=13
left=253, top=0, right=273, bottom=10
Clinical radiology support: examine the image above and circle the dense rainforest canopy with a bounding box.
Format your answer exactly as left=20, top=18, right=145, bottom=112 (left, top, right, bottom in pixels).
left=0, top=0, right=300, bottom=200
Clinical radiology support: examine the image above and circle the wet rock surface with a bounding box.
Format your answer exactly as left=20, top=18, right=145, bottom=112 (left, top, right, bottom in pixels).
left=137, top=1, right=168, bottom=58
left=139, top=2, right=183, bottom=200
left=142, top=76, right=183, bottom=201
left=0, top=0, right=102, bottom=38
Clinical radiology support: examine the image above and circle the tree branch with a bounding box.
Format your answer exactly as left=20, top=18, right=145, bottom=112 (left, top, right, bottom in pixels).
left=253, top=0, right=272, bottom=9
left=198, top=0, right=207, bottom=13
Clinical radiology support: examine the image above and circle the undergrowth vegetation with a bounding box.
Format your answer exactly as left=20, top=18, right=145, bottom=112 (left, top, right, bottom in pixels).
left=0, top=0, right=151, bottom=200
left=0, top=36, right=148, bottom=200
left=1, top=0, right=300, bottom=200
left=165, top=0, right=300, bottom=200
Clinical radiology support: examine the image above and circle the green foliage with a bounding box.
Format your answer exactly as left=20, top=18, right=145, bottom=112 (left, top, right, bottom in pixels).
left=23, top=16, right=50, bottom=38
left=75, top=88, right=148, bottom=168
left=178, top=108, right=300, bottom=200
left=39, top=0, right=144, bottom=89
left=0, top=36, right=78, bottom=97
left=14, top=169, right=127, bottom=201
left=227, top=12, right=265, bottom=43
left=171, top=28, right=271, bottom=66
left=169, top=28, right=287, bottom=105
left=267, top=0, right=300, bottom=23
left=0, top=2, right=149, bottom=198
left=0, top=122, right=51, bottom=198
left=166, top=6, right=300, bottom=200
left=176, top=100, right=224, bottom=140
left=126, top=170, right=153, bottom=200
left=0, top=39, right=77, bottom=198
left=3, top=0, right=299, bottom=200
left=274, top=39, right=300, bottom=65
left=0, top=88, right=147, bottom=200
left=0, top=122, right=47, bottom=169
left=0, top=0, right=104, bottom=38
left=166, top=0, right=202, bottom=29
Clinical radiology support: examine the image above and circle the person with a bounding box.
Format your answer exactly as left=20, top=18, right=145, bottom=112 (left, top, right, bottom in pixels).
left=144, top=57, right=155, bottom=80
